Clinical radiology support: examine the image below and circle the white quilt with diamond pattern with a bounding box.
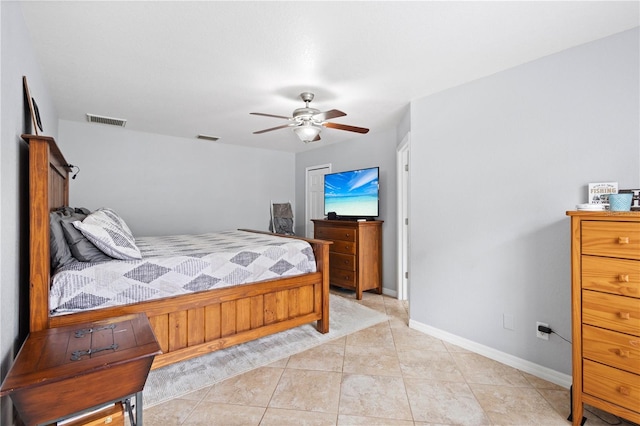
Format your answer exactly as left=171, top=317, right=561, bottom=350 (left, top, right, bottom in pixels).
left=50, top=230, right=316, bottom=314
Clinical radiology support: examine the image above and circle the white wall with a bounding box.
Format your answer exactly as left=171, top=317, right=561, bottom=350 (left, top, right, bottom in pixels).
left=295, top=128, right=398, bottom=295
left=59, top=120, right=296, bottom=237
left=409, top=28, right=639, bottom=376
left=1, top=2, right=60, bottom=424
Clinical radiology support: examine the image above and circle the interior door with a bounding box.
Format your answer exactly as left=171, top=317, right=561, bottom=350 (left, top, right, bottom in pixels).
left=397, top=134, right=410, bottom=301
left=305, top=164, right=331, bottom=238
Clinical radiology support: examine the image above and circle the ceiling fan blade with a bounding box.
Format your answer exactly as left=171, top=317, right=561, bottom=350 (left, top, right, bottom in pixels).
left=253, top=124, right=293, bottom=134
left=250, top=112, right=292, bottom=120
left=323, top=122, right=370, bottom=134
left=312, top=109, right=346, bottom=121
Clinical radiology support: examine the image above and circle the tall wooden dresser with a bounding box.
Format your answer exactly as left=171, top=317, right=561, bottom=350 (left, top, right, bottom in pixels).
left=312, top=219, right=383, bottom=299
left=567, top=211, right=640, bottom=425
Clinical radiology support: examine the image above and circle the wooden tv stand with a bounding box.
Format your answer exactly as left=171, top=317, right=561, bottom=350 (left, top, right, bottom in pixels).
left=312, top=219, right=383, bottom=299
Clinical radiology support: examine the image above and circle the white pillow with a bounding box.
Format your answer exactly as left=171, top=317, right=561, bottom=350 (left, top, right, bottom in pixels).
left=73, top=208, right=141, bottom=260
left=99, top=207, right=135, bottom=240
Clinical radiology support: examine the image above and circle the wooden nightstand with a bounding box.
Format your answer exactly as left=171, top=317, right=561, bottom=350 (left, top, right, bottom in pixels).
left=0, top=313, right=161, bottom=426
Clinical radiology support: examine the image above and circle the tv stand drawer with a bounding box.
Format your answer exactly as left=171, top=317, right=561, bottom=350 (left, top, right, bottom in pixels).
left=331, top=240, right=356, bottom=255
left=315, top=226, right=356, bottom=242
left=330, top=269, right=356, bottom=287
left=330, top=253, right=356, bottom=271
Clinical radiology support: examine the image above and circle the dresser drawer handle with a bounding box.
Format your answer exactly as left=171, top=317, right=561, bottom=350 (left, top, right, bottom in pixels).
left=618, top=274, right=630, bottom=282
left=344, top=260, right=349, bottom=264
left=344, top=233, right=350, bottom=238
left=344, top=245, right=350, bottom=250
left=615, top=349, right=630, bottom=358
left=618, top=312, right=631, bottom=320
left=618, top=236, right=630, bottom=245
left=618, top=386, right=630, bottom=396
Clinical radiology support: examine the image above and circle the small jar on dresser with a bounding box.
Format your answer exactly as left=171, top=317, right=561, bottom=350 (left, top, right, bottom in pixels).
left=312, top=219, right=383, bottom=299
left=566, top=211, right=640, bottom=426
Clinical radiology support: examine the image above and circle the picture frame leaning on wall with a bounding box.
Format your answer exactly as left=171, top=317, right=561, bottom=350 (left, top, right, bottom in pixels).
left=23, top=76, right=43, bottom=135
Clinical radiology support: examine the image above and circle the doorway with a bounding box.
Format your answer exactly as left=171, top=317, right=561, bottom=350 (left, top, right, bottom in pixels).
left=397, top=133, right=410, bottom=300
left=305, top=164, right=331, bottom=238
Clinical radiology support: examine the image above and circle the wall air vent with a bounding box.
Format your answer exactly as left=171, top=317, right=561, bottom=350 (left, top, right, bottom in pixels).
left=197, top=134, right=220, bottom=141
left=86, top=113, right=127, bottom=127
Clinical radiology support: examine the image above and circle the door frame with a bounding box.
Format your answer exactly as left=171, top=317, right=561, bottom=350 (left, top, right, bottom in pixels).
left=397, top=133, right=410, bottom=301
left=305, top=164, right=332, bottom=238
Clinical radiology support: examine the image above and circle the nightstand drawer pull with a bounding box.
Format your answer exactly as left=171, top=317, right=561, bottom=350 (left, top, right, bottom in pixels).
left=618, top=312, right=631, bottom=320
left=618, top=274, right=630, bottom=282
left=618, top=386, right=630, bottom=396
left=618, top=236, right=630, bottom=244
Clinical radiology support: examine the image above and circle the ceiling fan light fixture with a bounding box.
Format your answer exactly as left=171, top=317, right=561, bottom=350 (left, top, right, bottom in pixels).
left=251, top=92, right=369, bottom=143
left=293, top=123, right=321, bottom=143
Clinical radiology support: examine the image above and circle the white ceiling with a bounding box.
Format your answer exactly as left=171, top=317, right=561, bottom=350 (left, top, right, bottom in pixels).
left=20, top=1, right=639, bottom=153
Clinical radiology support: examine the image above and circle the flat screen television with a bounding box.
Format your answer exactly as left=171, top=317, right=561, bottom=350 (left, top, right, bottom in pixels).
left=324, top=166, right=379, bottom=220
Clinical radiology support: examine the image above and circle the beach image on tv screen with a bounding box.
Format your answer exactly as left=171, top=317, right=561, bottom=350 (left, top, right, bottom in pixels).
left=324, top=168, right=378, bottom=216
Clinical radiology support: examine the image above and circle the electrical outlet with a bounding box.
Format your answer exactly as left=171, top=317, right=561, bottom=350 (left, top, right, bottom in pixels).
left=536, top=321, right=549, bottom=340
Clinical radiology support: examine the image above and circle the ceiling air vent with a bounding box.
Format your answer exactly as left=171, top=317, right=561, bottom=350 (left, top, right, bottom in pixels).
left=86, top=113, right=127, bottom=127
left=197, top=134, right=220, bottom=141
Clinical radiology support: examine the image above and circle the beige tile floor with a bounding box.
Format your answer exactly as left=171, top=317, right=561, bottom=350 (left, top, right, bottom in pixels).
left=141, top=291, right=637, bottom=426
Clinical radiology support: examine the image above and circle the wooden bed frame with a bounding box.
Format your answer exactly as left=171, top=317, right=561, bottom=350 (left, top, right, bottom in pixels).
left=25, top=134, right=330, bottom=370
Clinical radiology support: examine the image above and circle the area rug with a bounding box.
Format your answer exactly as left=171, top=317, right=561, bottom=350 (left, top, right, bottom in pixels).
left=143, top=294, right=388, bottom=407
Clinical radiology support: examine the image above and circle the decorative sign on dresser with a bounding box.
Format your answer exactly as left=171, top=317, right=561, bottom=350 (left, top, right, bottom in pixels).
left=566, top=211, right=640, bottom=426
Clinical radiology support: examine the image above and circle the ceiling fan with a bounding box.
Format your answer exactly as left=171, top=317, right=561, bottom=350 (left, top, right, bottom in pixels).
left=251, top=92, right=369, bottom=143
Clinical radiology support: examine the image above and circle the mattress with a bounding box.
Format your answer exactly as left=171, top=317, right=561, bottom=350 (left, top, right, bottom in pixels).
left=50, top=230, right=316, bottom=314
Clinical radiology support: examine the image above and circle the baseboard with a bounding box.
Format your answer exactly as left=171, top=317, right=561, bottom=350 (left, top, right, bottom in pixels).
left=382, top=287, right=398, bottom=298
left=409, top=319, right=572, bottom=389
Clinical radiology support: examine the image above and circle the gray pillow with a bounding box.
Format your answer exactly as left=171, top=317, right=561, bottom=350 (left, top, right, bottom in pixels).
left=61, top=220, right=112, bottom=263
left=50, top=207, right=95, bottom=270
left=50, top=207, right=76, bottom=270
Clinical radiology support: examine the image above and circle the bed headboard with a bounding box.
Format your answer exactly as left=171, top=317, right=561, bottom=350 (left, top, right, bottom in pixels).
left=23, top=134, right=71, bottom=332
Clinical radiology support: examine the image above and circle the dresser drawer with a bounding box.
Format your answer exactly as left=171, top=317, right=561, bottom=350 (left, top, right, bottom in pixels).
left=583, top=325, right=640, bottom=375
left=583, top=359, right=640, bottom=413
left=330, top=240, right=356, bottom=255
left=582, top=221, right=640, bottom=260
left=330, top=268, right=356, bottom=287
left=583, top=290, right=640, bottom=336
left=330, top=252, right=356, bottom=271
left=582, top=255, right=640, bottom=298
left=315, top=226, right=356, bottom=242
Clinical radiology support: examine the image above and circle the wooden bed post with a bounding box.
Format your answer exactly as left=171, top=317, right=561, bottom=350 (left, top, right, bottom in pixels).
left=315, top=241, right=330, bottom=333
left=24, top=134, right=70, bottom=332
